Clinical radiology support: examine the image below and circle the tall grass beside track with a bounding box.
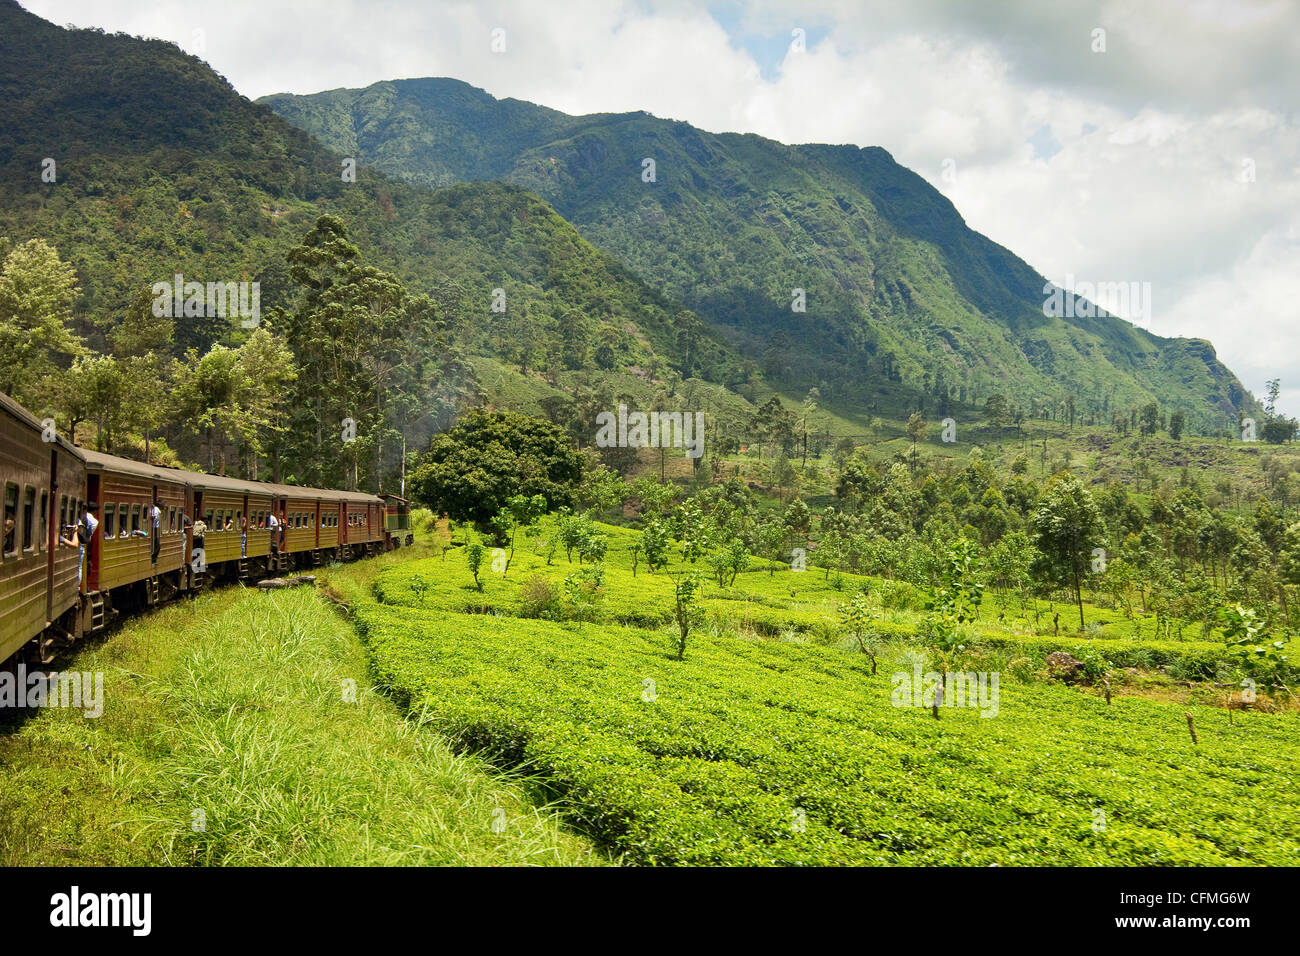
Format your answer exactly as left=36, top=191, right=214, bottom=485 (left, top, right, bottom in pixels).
left=0, top=546, right=606, bottom=866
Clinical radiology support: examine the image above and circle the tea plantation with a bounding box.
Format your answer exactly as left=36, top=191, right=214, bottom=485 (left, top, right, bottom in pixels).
left=340, top=523, right=1299, bottom=866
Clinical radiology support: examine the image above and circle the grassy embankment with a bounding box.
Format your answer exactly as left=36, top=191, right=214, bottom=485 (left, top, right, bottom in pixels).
left=0, top=543, right=606, bottom=866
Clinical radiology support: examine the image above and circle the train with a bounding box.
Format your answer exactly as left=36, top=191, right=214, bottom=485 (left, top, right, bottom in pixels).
left=1, top=390, right=414, bottom=668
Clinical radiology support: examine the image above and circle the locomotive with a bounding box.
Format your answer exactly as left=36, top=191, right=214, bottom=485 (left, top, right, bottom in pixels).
left=0, top=390, right=414, bottom=667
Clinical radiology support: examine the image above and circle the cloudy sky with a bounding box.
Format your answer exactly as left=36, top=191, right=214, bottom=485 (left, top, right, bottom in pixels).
left=24, top=0, right=1300, bottom=409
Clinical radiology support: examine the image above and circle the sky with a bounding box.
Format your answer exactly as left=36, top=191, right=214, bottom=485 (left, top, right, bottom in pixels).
left=23, top=0, right=1300, bottom=410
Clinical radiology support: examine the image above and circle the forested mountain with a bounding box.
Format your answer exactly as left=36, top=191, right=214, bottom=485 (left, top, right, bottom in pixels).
left=0, top=0, right=742, bottom=486
left=262, top=77, right=1255, bottom=432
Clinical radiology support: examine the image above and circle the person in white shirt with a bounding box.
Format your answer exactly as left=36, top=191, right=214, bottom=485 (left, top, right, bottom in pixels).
left=150, top=500, right=162, bottom=564
left=72, top=504, right=99, bottom=589
left=268, top=511, right=280, bottom=555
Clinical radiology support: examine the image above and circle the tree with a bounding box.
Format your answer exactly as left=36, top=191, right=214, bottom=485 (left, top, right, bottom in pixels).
left=672, top=499, right=713, bottom=564
left=798, top=389, right=819, bottom=467
left=631, top=475, right=677, bottom=516
left=411, top=410, right=582, bottom=527
left=813, top=531, right=847, bottom=580
left=1169, top=410, right=1185, bottom=441
left=906, top=412, right=927, bottom=471
left=0, top=238, right=85, bottom=409
left=670, top=571, right=706, bottom=660
left=642, top=519, right=670, bottom=574
left=840, top=592, right=879, bottom=673
left=286, top=216, right=477, bottom=491
left=1031, top=473, right=1103, bottom=627
left=575, top=463, right=627, bottom=517
left=754, top=518, right=789, bottom=575
left=495, top=493, right=547, bottom=576
left=1139, top=401, right=1160, bottom=437
left=465, top=537, right=486, bottom=591
left=984, top=394, right=1010, bottom=430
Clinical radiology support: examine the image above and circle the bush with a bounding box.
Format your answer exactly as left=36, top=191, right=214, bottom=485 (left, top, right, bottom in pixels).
left=519, top=574, right=558, bottom=619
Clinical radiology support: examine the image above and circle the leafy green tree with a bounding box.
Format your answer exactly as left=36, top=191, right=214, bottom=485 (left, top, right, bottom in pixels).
left=493, top=493, right=547, bottom=576
left=557, top=509, right=594, bottom=563
left=754, top=518, right=789, bottom=576
left=906, top=412, right=927, bottom=471
left=813, top=531, right=847, bottom=580
left=708, top=538, right=749, bottom=586
left=1169, top=410, right=1185, bottom=441
left=631, top=475, right=677, bottom=517
left=575, top=463, right=627, bottom=517
left=672, top=499, right=713, bottom=563
left=1031, top=473, right=1103, bottom=626
left=642, top=519, right=670, bottom=574
left=0, top=238, right=85, bottom=408
left=465, top=537, right=486, bottom=591
left=1139, top=401, right=1160, bottom=437
left=411, top=410, right=582, bottom=527
left=840, top=592, right=879, bottom=673
left=670, top=571, right=706, bottom=660
left=286, top=216, right=477, bottom=491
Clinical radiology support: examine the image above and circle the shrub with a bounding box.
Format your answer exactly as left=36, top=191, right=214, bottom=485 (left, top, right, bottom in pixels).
left=519, top=574, right=559, bottom=619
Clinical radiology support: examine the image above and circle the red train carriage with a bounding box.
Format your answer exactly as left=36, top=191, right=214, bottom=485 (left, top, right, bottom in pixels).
left=265, top=483, right=327, bottom=570
left=82, top=450, right=190, bottom=623
left=0, top=393, right=86, bottom=663
left=314, top=489, right=345, bottom=557
left=382, top=494, right=414, bottom=549
left=190, top=472, right=274, bottom=584
left=341, top=493, right=384, bottom=558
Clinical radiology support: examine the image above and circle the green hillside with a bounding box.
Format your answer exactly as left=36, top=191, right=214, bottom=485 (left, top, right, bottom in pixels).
left=262, top=77, right=1256, bottom=432
left=0, top=0, right=753, bottom=477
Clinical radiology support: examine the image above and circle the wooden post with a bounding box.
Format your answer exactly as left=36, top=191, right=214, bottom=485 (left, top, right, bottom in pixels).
left=1185, top=712, right=1198, bottom=745
left=1103, top=678, right=1112, bottom=705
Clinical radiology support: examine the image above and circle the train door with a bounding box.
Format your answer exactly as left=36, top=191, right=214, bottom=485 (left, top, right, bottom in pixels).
left=185, top=484, right=194, bottom=568
left=278, top=497, right=287, bottom=553
left=86, top=473, right=100, bottom=592
left=150, top=483, right=159, bottom=567
left=46, top=448, right=57, bottom=620
left=193, top=490, right=204, bottom=569
left=314, top=500, right=321, bottom=549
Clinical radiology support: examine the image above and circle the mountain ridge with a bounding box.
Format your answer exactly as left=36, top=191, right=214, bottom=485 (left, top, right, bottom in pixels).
left=262, top=75, right=1254, bottom=431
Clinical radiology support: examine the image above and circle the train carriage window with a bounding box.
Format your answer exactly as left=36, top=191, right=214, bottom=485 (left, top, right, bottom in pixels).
left=130, top=504, right=142, bottom=536
left=204, top=510, right=214, bottom=530
left=39, top=491, right=48, bottom=552
left=4, top=483, right=18, bottom=557
left=103, top=503, right=115, bottom=538
left=169, top=507, right=177, bottom=533
left=59, top=495, right=67, bottom=537
left=21, top=487, right=35, bottom=552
